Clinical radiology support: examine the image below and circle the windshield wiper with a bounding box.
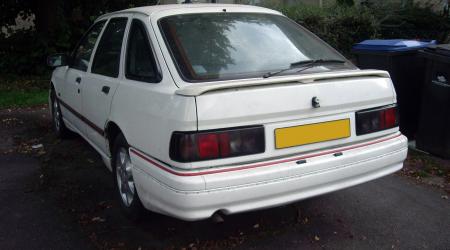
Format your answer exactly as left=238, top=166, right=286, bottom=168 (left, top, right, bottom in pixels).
left=262, top=59, right=346, bottom=79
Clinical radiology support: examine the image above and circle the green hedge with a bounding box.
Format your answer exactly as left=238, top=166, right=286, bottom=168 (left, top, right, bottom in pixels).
left=278, top=4, right=379, bottom=57
left=275, top=2, right=450, bottom=57
left=0, top=31, right=51, bottom=76
left=375, top=3, right=450, bottom=42
left=0, top=2, right=449, bottom=76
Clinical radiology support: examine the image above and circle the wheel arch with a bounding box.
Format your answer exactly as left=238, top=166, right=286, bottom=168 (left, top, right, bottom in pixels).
left=49, top=74, right=61, bottom=96
left=49, top=80, right=60, bottom=105
left=104, top=121, right=125, bottom=157
left=49, top=81, right=56, bottom=112
left=50, top=81, right=55, bottom=91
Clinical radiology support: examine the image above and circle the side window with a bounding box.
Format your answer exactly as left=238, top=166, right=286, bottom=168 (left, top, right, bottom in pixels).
left=91, top=18, right=128, bottom=78
left=126, top=19, right=160, bottom=83
left=71, top=21, right=106, bottom=72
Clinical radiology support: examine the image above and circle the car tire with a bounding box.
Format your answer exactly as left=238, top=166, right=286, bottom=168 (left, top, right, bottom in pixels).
left=50, top=88, right=70, bottom=139
left=112, top=133, right=145, bottom=220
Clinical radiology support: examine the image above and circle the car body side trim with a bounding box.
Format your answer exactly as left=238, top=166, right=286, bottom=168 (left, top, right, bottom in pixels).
left=129, top=133, right=402, bottom=177
left=58, top=98, right=105, bottom=136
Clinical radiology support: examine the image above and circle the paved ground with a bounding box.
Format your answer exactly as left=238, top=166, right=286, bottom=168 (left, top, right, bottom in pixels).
left=0, top=106, right=449, bottom=250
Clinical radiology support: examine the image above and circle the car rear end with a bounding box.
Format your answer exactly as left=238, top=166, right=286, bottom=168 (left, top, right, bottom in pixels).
left=130, top=5, right=408, bottom=221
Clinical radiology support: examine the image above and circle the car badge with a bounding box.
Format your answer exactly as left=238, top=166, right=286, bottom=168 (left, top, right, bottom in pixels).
left=312, top=96, right=320, bottom=108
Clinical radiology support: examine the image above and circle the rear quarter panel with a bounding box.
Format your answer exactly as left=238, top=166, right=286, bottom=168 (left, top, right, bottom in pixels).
left=108, top=14, right=197, bottom=168
left=109, top=81, right=197, bottom=167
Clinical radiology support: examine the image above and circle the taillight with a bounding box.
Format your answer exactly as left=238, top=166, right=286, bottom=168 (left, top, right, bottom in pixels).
left=197, top=134, right=219, bottom=159
left=356, top=105, right=399, bottom=135
left=170, top=126, right=265, bottom=162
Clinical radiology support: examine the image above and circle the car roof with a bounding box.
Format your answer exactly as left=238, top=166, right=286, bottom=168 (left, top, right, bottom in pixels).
left=97, top=4, right=281, bottom=20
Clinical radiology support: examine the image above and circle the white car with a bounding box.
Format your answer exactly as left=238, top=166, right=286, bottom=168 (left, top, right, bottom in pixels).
left=47, top=4, right=408, bottom=221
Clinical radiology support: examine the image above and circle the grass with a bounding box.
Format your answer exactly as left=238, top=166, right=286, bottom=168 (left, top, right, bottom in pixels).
left=0, top=89, right=48, bottom=109
left=0, top=76, right=49, bottom=109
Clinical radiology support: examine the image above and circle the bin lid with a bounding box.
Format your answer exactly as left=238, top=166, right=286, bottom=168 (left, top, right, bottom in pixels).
left=425, top=44, right=450, bottom=57
left=353, top=39, right=437, bottom=52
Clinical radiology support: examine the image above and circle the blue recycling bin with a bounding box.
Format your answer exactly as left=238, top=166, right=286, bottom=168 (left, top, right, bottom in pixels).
left=352, top=39, right=437, bottom=139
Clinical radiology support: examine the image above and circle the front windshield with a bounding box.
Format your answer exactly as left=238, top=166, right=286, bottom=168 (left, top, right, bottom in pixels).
left=159, top=13, right=354, bottom=82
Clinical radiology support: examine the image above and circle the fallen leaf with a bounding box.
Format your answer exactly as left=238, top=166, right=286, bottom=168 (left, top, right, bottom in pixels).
left=91, top=216, right=105, bottom=222
left=303, top=217, right=309, bottom=224
left=32, top=144, right=43, bottom=149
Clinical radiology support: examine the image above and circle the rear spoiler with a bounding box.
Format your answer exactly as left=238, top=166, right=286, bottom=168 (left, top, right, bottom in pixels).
left=175, top=69, right=390, bottom=97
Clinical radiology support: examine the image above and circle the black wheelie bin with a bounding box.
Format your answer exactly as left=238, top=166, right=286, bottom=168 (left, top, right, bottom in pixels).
left=416, top=44, right=450, bottom=158
left=352, top=39, right=436, bottom=139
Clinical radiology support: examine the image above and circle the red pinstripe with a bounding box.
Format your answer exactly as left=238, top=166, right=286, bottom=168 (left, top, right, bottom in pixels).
left=129, top=134, right=402, bottom=177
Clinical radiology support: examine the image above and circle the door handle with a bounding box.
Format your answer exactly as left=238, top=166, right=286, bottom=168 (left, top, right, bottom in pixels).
left=101, top=86, right=110, bottom=94
left=75, top=77, right=82, bottom=84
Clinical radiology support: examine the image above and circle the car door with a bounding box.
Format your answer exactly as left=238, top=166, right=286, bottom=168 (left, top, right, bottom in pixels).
left=100, top=16, right=165, bottom=162
left=59, top=21, right=106, bottom=132
left=82, top=17, right=129, bottom=154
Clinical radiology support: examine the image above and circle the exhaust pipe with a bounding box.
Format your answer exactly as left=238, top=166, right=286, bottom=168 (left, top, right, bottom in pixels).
left=211, top=210, right=226, bottom=223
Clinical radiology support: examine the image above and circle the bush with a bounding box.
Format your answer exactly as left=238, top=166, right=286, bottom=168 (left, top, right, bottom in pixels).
left=0, top=31, right=51, bottom=76
left=336, top=0, right=355, bottom=6
left=1, top=1, right=449, bottom=77
left=277, top=4, right=380, bottom=57
left=0, top=1, right=147, bottom=77
left=274, top=2, right=450, bottom=57
left=372, top=2, right=450, bottom=43
left=0, top=4, right=77, bottom=76
left=0, top=75, right=49, bottom=91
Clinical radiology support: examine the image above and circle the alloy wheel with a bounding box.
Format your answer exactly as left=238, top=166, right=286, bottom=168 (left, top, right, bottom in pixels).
left=53, top=99, right=61, bottom=132
left=115, top=147, right=135, bottom=207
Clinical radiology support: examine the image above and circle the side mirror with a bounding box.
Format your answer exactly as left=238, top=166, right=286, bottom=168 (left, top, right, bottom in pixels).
left=47, top=54, right=69, bottom=68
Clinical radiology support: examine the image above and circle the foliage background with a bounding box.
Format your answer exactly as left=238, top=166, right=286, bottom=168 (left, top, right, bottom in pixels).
left=0, top=0, right=449, bottom=77
left=0, top=0, right=157, bottom=77
left=275, top=1, right=450, bottom=57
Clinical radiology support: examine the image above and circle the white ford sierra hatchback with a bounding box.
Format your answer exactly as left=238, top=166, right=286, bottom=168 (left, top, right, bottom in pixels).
left=47, top=4, right=408, bottom=221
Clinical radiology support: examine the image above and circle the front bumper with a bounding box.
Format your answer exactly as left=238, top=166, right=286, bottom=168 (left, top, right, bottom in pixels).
left=130, top=133, right=407, bottom=221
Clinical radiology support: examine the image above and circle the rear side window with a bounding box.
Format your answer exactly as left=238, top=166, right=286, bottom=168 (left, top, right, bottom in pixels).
left=91, top=18, right=128, bottom=78
left=71, top=21, right=106, bottom=72
left=126, top=19, right=160, bottom=83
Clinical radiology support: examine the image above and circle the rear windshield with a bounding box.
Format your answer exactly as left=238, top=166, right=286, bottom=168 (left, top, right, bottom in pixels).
left=159, top=13, right=354, bottom=82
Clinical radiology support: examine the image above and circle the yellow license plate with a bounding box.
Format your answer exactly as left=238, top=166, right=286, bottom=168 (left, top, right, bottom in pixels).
left=275, top=119, right=351, bottom=149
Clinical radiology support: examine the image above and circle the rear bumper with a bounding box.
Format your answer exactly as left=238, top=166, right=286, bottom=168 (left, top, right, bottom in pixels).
left=130, top=133, right=407, bottom=221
